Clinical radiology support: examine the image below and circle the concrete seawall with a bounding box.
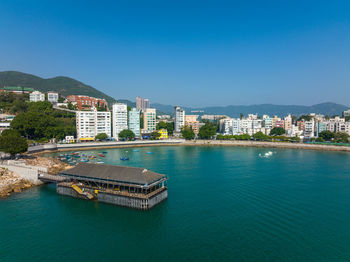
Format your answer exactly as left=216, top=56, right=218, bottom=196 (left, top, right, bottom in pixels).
left=0, top=160, right=47, bottom=185
left=29, top=139, right=184, bottom=154
left=183, top=140, right=350, bottom=152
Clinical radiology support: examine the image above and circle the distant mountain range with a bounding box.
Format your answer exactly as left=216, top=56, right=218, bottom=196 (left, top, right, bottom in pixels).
left=0, top=71, right=348, bottom=117
left=151, top=102, right=350, bottom=117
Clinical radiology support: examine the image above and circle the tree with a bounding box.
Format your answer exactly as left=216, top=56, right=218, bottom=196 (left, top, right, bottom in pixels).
left=95, top=133, right=108, bottom=141
left=150, top=131, right=161, bottom=140
left=198, top=123, right=216, bottom=139
left=156, top=121, right=174, bottom=135
left=298, top=115, right=312, bottom=121
left=67, top=102, right=77, bottom=110
left=253, top=131, right=269, bottom=141
left=11, top=111, right=56, bottom=139
left=334, top=132, right=349, bottom=143
left=58, top=97, right=65, bottom=103
left=118, top=129, right=135, bottom=141
left=234, top=134, right=251, bottom=140
left=181, top=126, right=195, bottom=140
left=270, top=127, right=285, bottom=136
left=290, top=136, right=301, bottom=142
left=318, top=130, right=335, bottom=141
left=315, top=137, right=325, bottom=142
left=0, top=132, right=28, bottom=157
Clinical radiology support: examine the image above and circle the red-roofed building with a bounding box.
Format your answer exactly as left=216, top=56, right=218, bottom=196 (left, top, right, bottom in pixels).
left=66, top=95, right=108, bottom=110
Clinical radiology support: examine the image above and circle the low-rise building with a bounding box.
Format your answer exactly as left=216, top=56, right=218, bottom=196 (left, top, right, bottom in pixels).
left=65, top=136, right=75, bottom=143
left=158, top=129, right=168, bottom=139
left=67, top=95, right=108, bottom=110
left=47, top=92, right=59, bottom=103
left=185, top=115, right=200, bottom=134
left=29, top=91, right=45, bottom=102
left=0, top=86, right=34, bottom=94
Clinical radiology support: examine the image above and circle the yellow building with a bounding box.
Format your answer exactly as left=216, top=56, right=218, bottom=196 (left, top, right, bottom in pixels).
left=158, top=129, right=168, bottom=139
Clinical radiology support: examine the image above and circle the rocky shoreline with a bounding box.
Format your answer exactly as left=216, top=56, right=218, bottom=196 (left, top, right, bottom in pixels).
left=0, top=156, right=71, bottom=199
left=0, top=168, right=32, bottom=198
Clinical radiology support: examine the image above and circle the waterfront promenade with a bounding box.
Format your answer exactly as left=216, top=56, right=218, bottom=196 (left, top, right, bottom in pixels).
left=28, top=139, right=350, bottom=154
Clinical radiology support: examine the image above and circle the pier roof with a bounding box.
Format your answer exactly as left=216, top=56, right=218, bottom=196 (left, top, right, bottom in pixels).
left=59, top=163, right=166, bottom=186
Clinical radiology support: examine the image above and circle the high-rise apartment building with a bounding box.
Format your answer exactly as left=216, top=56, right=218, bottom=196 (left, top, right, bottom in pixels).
left=136, top=96, right=150, bottom=111
left=142, top=108, right=156, bottom=132
left=128, top=108, right=140, bottom=138
left=112, top=103, right=128, bottom=140
left=174, top=106, right=185, bottom=133
left=76, top=110, right=111, bottom=141
left=284, top=114, right=292, bottom=130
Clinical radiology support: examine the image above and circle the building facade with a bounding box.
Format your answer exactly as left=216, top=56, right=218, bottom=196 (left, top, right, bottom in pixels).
left=174, top=106, right=185, bottom=133
left=76, top=110, right=111, bottom=141
left=29, top=91, right=45, bottom=102
left=67, top=95, right=108, bottom=110
left=112, top=103, right=128, bottom=140
left=142, top=108, right=156, bottom=132
left=128, top=108, right=140, bottom=138
left=185, top=115, right=200, bottom=134
left=47, top=92, right=59, bottom=103
left=136, top=96, right=150, bottom=111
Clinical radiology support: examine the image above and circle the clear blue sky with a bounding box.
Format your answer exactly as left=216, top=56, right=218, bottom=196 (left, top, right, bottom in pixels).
left=1, top=0, right=349, bottom=107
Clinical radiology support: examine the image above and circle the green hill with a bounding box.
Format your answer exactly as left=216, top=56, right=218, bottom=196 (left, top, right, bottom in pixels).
left=0, top=71, right=117, bottom=105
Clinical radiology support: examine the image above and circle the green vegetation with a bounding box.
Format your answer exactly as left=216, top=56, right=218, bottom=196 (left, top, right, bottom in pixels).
left=10, top=101, right=76, bottom=141
left=118, top=129, right=135, bottom=141
left=67, top=102, right=77, bottom=110
left=0, top=71, right=117, bottom=106
left=198, top=123, right=217, bottom=139
left=95, top=133, right=108, bottom=141
left=150, top=131, right=161, bottom=140
left=156, top=121, right=174, bottom=135
left=0, top=92, right=28, bottom=114
left=318, top=130, right=335, bottom=141
left=0, top=129, right=28, bottom=157
left=181, top=126, right=195, bottom=140
left=334, top=132, right=349, bottom=143
left=298, top=115, right=312, bottom=121
left=253, top=131, right=269, bottom=141
left=269, top=127, right=285, bottom=136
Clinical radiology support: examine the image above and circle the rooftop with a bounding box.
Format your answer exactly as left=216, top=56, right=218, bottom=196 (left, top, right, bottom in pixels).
left=59, top=162, right=166, bottom=186
left=1, top=86, right=34, bottom=91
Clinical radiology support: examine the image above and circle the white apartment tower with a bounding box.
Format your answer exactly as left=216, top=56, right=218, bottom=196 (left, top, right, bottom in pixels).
left=76, top=109, right=111, bottom=141
left=112, top=103, right=128, bottom=140
left=174, top=106, right=185, bottom=133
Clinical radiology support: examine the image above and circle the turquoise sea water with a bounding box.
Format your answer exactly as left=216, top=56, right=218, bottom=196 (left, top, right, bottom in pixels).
left=1, top=146, right=350, bottom=261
